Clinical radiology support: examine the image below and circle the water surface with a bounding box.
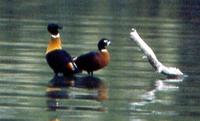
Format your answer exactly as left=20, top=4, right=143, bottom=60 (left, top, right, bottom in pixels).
left=0, top=0, right=200, bottom=121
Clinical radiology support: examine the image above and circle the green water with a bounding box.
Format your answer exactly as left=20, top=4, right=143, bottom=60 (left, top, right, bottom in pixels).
left=0, top=0, right=200, bottom=121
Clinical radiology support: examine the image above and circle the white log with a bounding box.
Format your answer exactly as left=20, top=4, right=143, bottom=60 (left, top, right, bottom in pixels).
left=130, top=28, right=183, bottom=77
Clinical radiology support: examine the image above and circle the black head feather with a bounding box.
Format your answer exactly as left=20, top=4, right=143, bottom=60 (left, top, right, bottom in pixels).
left=98, top=38, right=111, bottom=50
left=47, top=23, right=62, bottom=35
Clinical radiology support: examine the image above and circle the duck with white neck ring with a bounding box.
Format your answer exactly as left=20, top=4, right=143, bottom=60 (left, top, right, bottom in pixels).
left=46, top=23, right=79, bottom=77
left=74, top=38, right=111, bottom=76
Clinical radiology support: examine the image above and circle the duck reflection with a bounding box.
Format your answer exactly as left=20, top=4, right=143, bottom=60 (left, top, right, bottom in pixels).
left=49, top=119, right=60, bottom=121
left=46, top=75, right=108, bottom=111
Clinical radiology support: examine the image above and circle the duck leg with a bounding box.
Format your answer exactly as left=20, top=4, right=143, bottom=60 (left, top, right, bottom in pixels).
left=87, top=71, right=93, bottom=77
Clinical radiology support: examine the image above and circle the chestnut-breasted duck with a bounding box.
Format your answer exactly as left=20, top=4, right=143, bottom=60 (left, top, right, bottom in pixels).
left=74, top=39, right=111, bottom=76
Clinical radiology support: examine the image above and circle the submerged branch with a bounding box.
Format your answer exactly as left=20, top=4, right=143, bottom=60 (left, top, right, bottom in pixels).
left=130, top=28, right=183, bottom=78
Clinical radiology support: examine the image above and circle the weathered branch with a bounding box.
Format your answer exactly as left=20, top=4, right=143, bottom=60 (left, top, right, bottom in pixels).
left=130, top=28, right=183, bottom=78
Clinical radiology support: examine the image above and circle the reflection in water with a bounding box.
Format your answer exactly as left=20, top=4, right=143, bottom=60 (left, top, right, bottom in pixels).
left=49, top=119, right=60, bottom=121
left=130, top=77, right=184, bottom=114
left=46, top=75, right=108, bottom=112
left=0, top=0, right=199, bottom=121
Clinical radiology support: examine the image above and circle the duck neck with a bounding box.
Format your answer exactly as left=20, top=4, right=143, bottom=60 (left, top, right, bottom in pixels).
left=46, top=33, right=62, bottom=54
left=51, top=33, right=60, bottom=39
left=100, top=49, right=110, bottom=57
left=99, top=49, right=110, bottom=64
left=100, top=49, right=108, bottom=53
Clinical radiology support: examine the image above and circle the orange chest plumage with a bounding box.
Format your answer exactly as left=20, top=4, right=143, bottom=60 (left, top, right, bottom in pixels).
left=46, top=38, right=62, bottom=54
left=95, top=51, right=110, bottom=67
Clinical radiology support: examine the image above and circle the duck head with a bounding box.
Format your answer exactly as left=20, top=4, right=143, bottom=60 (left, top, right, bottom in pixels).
left=98, top=38, right=111, bottom=51
left=47, top=23, right=62, bottom=36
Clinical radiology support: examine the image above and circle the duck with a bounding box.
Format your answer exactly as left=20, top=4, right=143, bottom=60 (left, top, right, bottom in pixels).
left=45, top=23, right=79, bottom=77
left=74, top=38, right=111, bottom=76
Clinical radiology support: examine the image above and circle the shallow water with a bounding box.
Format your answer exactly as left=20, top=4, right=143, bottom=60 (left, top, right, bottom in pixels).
left=0, top=0, right=200, bottom=121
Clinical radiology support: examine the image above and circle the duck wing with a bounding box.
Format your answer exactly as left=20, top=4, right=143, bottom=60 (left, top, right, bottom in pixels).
left=75, top=51, right=102, bottom=71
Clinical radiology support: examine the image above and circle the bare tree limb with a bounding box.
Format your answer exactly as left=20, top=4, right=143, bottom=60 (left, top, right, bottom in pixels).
left=130, top=28, right=183, bottom=78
